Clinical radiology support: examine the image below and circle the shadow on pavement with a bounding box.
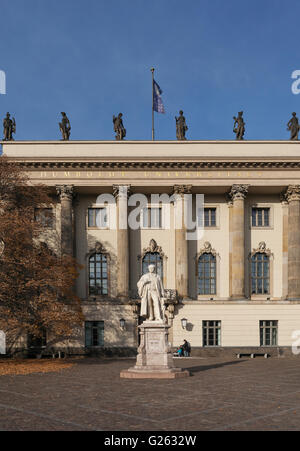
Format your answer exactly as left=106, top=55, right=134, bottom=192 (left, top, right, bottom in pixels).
left=188, top=359, right=247, bottom=374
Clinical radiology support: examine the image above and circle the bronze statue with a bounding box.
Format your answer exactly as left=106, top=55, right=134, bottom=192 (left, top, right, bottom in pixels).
left=287, top=112, right=300, bottom=141
left=175, top=110, right=188, bottom=140
left=3, top=112, right=16, bottom=141
left=233, top=111, right=245, bottom=140
left=113, top=113, right=126, bottom=140
left=59, top=112, right=71, bottom=141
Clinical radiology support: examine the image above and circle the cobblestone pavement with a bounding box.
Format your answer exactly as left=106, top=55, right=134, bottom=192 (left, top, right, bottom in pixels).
left=1, top=357, right=300, bottom=431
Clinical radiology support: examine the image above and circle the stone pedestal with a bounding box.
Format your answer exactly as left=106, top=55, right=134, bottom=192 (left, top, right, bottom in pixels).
left=120, top=321, right=190, bottom=379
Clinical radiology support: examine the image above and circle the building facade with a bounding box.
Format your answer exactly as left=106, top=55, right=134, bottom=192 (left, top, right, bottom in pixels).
left=4, top=139, right=300, bottom=356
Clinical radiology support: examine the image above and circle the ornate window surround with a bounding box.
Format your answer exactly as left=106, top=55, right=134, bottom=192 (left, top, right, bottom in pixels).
left=195, top=242, right=220, bottom=300
left=86, top=241, right=111, bottom=300
left=138, top=239, right=168, bottom=287
left=248, top=242, right=273, bottom=300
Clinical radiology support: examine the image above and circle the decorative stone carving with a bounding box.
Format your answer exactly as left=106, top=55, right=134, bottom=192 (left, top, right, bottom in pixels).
left=196, top=242, right=217, bottom=258
left=173, top=185, right=193, bottom=196
left=250, top=241, right=272, bottom=258
left=56, top=185, right=75, bottom=201
left=228, top=184, right=250, bottom=202
left=112, top=184, right=131, bottom=199
left=283, top=185, right=300, bottom=203
left=138, top=239, right=165, bottom=261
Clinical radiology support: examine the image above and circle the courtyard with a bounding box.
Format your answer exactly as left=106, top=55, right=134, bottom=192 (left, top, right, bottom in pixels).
left=0, top=356, right=300, bottom=431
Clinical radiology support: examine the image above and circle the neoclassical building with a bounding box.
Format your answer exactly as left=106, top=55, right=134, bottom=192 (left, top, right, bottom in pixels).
left=4, top=139, right=300, bottom=356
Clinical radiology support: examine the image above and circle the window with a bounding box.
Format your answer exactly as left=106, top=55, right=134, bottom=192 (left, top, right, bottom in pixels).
left=28, top=330, right=47, bottom=348
left=142, top=252, right=163, bottom=279
left=88, top=208, right=108, bottom=228
left=142, top=207, right=163, bottom=229
left=198, top=208, right=217, bottom=227
left=85, top=321, right=104, bottom=347
left=203, top=321, right=221, bottom=347
left=89, top=253, right=108, bottom=296
left=198, top=253, right=216, bottom=295
left=35, top=208, right=54, bottom=228
left=260, top=321, right=278, bottom=346
left=252, top=208, right=270, bottom=227
left=251, top=253, right=270, bottom=295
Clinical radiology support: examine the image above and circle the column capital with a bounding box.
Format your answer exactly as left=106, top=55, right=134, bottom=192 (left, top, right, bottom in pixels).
left=56, top=185, right=75, bottom=201
left=172, top=185, right=193, bottom=196
left=112, top=184, right=131, bottom=200
left=228, top=184, right=249, bottom=202
left=283, top=185, right=300, bottom=203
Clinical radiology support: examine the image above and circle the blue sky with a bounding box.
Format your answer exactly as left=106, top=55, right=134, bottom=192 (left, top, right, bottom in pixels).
left=0, top=0, right=300, bottom=141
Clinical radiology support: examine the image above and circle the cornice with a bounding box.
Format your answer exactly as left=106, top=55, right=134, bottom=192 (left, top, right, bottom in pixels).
left=10, top=160, right=300, bottom=170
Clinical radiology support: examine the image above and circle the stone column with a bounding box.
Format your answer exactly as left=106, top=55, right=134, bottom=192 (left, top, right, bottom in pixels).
left=228, top=184, right=249, bottom=299
left=113, top=185, right=131, bottom=299
left=173, top=185, right=192, bottom=299
left=284, top=186, right=300, bottom=299
left=56, top=185, right=75, bottom=257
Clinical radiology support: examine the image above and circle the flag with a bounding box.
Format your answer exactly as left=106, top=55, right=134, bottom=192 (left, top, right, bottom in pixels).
left=153, top=80, right=165, bottom=114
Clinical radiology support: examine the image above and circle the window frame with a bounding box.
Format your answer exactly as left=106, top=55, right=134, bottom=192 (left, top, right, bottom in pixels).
left=250, top=204, right=273, bottom=230
left=88, top=252, right=110, bottom=298
left=140, top=204, right=165, bottom=230
left=85, top=321, right=104, bottom=347
left=202, top=321, right=221, bottom=347
left=197, top=252, right=217, bottom=296
left=197, top=205, right=220, bottom=230
left=34, top=206, right=55, bottom=229
left=87, top=206, right=109, bottom=230
left=259, top=320, right=278, bottom=347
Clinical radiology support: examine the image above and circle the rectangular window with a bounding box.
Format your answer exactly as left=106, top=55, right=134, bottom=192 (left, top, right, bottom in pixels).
left=28, top=330, right=47, bottom=348
left=142, top=207, right=163, bottom=229
left=260, top=320, right=278, bottom=346
left=35, top=208, right=54, bottom=228
left=88, top=208, right=108, bottom=228
left=203, top=321, right=221, bottom=347
left=85, top=321, right=104, bottom=347
left=252, top=208, right=270, bottom=227
left=197, top=208, right=217, bottom=227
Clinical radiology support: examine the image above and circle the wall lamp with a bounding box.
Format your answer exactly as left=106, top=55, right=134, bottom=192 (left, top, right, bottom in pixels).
left=120, top=318, right=126, bottom=331
left=181, top=318, right=188, bottom=330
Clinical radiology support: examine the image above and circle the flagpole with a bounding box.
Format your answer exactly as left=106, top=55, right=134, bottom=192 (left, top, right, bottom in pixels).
left=151, top=67, right=155, bottom=141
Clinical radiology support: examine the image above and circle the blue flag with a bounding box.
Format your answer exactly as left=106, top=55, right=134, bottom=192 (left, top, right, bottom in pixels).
left=153, top=80, right=165, bottom=114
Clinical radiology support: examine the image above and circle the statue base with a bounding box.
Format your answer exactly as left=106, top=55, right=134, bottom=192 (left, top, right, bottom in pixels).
left=120, top=321, right=190, bottom=379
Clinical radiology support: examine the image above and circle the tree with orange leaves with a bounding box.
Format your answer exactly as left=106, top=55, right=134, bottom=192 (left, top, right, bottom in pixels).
left=0, top=155, right=83, bottom=356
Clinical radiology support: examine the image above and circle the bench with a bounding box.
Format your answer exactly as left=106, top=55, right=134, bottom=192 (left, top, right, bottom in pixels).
left=236, top=353, right=269, bottom=359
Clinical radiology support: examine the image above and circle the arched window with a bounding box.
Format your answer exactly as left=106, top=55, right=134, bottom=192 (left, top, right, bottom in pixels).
left=198, top=253, right=216, bottom=295
left=251, top=252, right=270, bottom=295
left=89, top=253, right=108, bottom=296
left=142, top=252, right=163, bottom=279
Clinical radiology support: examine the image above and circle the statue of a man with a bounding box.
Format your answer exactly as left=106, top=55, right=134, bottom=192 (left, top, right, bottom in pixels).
left=137, top=264, right=166, bottom=322
left=175, top=110, right=188, bottom=140
left=59, top=112, right=71, bottom=141
left=3, top=112, right=16, bottom=141
left=113, top=113, right=126, bottom=140
left=287, top=112, right=300, bottom=141
left=233, top=111, right=245, bottom=140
